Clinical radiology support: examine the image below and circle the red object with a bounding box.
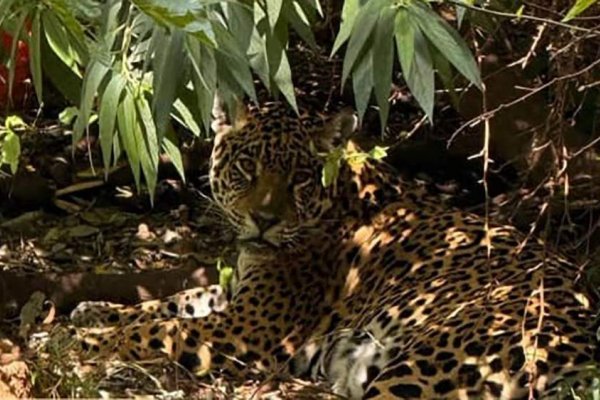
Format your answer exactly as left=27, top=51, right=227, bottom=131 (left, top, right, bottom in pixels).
left=0, top=27, right=32, bottom=110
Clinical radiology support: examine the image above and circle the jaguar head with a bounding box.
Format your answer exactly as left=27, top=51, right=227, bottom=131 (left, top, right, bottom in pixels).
left=209, top=103, right=357, bottom=249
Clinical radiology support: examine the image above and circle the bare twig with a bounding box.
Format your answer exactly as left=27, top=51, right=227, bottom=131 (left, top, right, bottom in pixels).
left=445, top=0, right=600, bottom=35
left=448, top=57, right=600, bottom=146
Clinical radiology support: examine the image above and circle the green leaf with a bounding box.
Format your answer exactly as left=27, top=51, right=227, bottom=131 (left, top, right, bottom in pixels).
left=100, top=0, right=125, bottom=49
left=0, top=0, right=16, bottom=28
left=265, top=20, right=298, bottom=113
left=394, top=9, right=415, bottom=78
left=431, top=46, right=459, bottom=108
left=1, top=131, right=21, bottom=174
left=73, top=59, right=110, bottom=144
left=59, top=106, right=79, bottom=126
left=6, top=11, right=26, bottom=104
left=1, top=117, right=24, bottom=174
left=28, top=10, right=43, bottom=104
left=41, top=10, right=79, bottom=76
left=515, top=5, right=525, bottom=18
left=332, top=0, right=363, bottom=55
left=135, top=91, right=159, bottom=203
left=368, top=145, right=388, bottom=160
left=117, top=88, right=141, bottom=189
left=173, top=98, right=201, bottom=137
left=39, top=28, right=82, bottom=104
left=341, top=0, right=382, bottom=87
left=409, top=2, right=482, bottom=90
left=224, top=3, right=254, bottom=53
left=265, top=0, right=283, bottom=30
left=372, top=7, right=395, bottom=133
left=186, top=37, right=216, bottom=135
left=283, top=2, right=317, bottom=49
left=321, top=148, right=344, bottom=187
left=152, top=29, right=186, bottom=141
left=5, top=116, right=26, bottom=129
left=136, top=90, right=159, bottom=166
left=163, top=131, right=185, bottom=182
left=214, top=23, right=257, bottom=102
left=217, top=258, right=234, bottom=290
left=130, top=0, right=218, bottom=45
left=99, top=73, right=126, bottom=177
left=563, top=0, right=598, bottom=21
left=396, top=14, right=435, bottom=121
left=351, top=44, right=373, bottom=123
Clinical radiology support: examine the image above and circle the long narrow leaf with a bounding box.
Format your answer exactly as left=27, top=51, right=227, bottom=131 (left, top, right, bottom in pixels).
left=410, top=2, right=481, bottom=89
left=283, top=2, right=317, bottom=49
left=332, top=0, right=363, bottom=55
left=266, top=20, right=297, bottom=113
left=136, top=89, right=159, bottom=167
left=563, top=0, right=598, bottom=21
left=341, top=0, right=382, bottom=87
left=352, top=44, right=373, bottom=123
left=135, top=92, right=159, bottom=202
left=372, top=7, right=395, bottom=133
left=73, top=60, right=109, bottom=144
left=214, top=23, right=257, bottom=102
left=152, top=29, right=185, bottom=141
left=265, top=0, right=283, bottom=30
left=186, top=38, right=216, bottom=134
left=396, top=11, right=434, bottom=121
left=99, top=73, right=126, bottom=177
left=117, top=88, right=141, bottom=188
left=42, top=10, right=79, bottom=76
left=28, top=10, right=43, bottom=103
left=163, top=132, right=185, bottom=182
left=6, top=11, right=26, bottom=105
left=131, top=0, right=217, bottom=46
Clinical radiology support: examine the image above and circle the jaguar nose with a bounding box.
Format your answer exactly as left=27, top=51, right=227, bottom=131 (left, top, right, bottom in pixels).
left=251, top=211, right=280, bottom=233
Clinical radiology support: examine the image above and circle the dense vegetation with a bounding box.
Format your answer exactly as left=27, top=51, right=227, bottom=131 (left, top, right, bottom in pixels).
left=0, top=0, right=599, bottom=397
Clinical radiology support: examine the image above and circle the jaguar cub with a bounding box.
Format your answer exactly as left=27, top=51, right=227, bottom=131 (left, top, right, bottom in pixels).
left=74, top=103, right=598, bottom=399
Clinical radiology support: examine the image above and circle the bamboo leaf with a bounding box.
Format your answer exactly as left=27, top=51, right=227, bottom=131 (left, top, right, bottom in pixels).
left=332, top=0, right=362, bottom=55
left=117, top=88, right=141, bottom=188
left=130, top=0, right=218, bottom=45
left=351, top=44, right=373, bottom=123
left=163, top=132, right=185, bottom=182
left=28, top=10, right=43, bottom=103
left=152, top=29, right=186, bottom=141
left=395, top=9, right=414, bottom=78
left=173, top=98, right=201, bottom=137
left=42, top=10, right=79, bottom=76
left=99, top=73, right=126, bottom=177
left=135, top=92, right=158, bottom=203
left=6, top=11, right=26, bottom=104
left=372, top=7, right=395, bottom=132
left=186, top=38, right=216, bottom=135
left=73, top=59, right=109, bottom=144
left=410, top=2, right=481, bottom=89
left=265, top=20, right=297, bottom=113
left=563, top=0, right=597, bottom=21
left=283, top=2, right=317, bottom=49
left=396, top=14, right=435, bottom=121
left=266, top=0, right=283, bottom=30
left=341, top=0, right=382, bottom=87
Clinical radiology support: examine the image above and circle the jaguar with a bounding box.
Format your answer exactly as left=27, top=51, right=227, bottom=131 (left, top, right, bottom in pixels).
left=71, top=60, right=599, bottom=397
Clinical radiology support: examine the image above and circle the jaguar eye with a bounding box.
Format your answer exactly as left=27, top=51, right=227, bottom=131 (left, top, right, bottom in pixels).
left=238, top=159, right=256, bottom=175
left=293, top=170, right=313, bottom=185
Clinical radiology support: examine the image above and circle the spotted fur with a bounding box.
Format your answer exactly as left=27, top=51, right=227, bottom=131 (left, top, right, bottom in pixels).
left=73, top=102, right=599, bottom=399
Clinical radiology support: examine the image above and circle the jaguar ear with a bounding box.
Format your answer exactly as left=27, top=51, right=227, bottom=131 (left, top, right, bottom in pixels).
left=211, top=92, right=248, bottom=138
left=314, top=109, right=359, bottom=150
